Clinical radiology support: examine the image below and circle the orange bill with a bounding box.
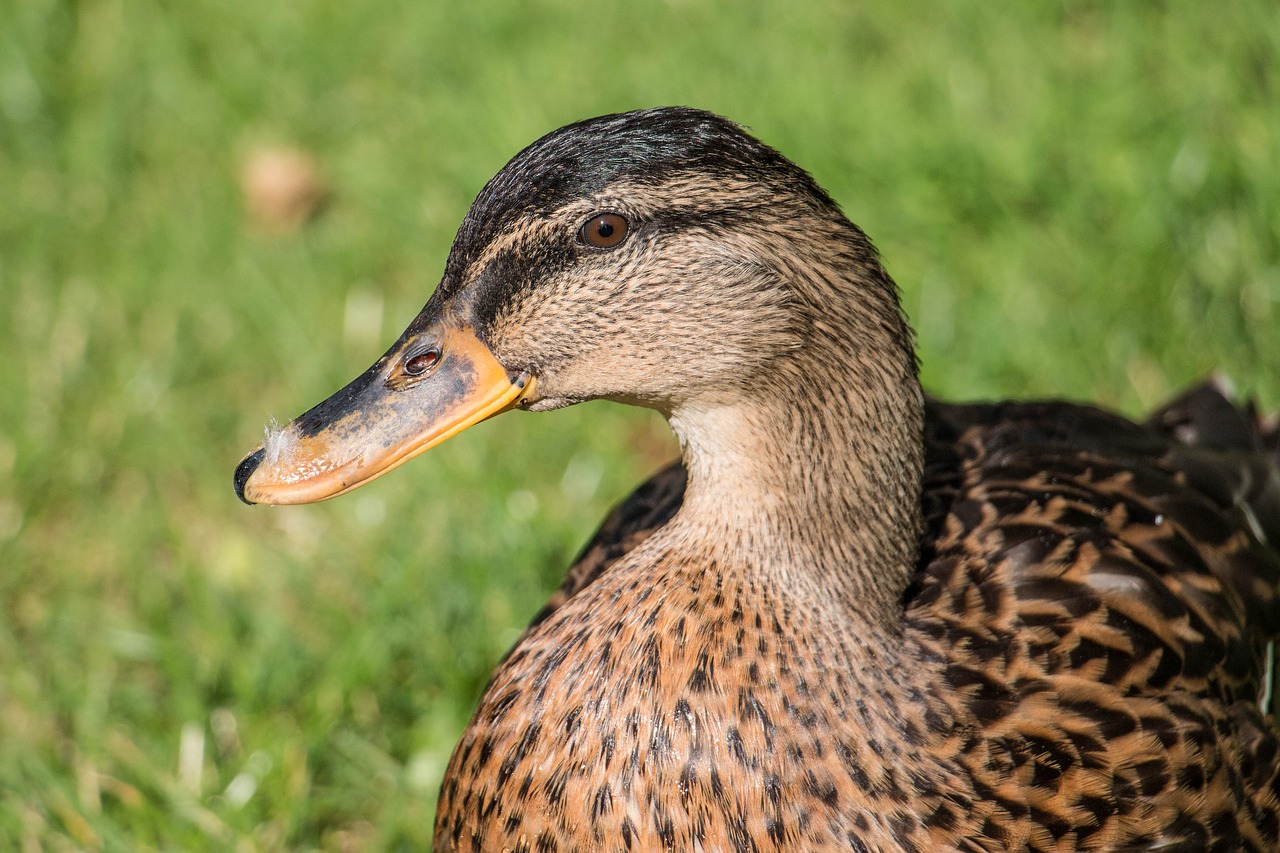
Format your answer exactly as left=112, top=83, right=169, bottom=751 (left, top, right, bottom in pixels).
left=234, top=324, right=534, bottom=505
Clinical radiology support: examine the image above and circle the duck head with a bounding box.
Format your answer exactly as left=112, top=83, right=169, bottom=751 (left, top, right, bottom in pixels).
left=234, top=107, right=915, bottom=510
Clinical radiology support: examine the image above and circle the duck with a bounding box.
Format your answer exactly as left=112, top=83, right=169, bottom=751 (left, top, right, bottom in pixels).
left=233, top=107, right=1280, bottom=852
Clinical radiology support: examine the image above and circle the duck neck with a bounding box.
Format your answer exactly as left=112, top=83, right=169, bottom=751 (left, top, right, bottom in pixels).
left=666, top=254, right=924, bottom=634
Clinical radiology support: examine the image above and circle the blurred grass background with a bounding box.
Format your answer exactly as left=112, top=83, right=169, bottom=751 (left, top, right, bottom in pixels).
left=1, top=0, right=1277, bottom=849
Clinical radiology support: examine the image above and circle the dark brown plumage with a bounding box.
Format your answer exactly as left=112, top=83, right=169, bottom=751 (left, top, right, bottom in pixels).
left=234, top=108, right=1280, bottom=851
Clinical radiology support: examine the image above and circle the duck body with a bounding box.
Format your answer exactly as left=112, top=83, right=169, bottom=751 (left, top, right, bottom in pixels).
left=233, top=108, right=1280, bottom=852
left=440, top=391, right=1280, bottom=852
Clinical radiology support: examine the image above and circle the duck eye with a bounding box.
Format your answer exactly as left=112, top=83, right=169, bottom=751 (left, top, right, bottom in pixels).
left=404, top=348, right=441, bottom=376
left=580, top=212, right=629, bottom=249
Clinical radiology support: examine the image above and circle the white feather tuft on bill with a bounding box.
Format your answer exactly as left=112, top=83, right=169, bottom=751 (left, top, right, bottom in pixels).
left=262, top=418, right=294, bottom=464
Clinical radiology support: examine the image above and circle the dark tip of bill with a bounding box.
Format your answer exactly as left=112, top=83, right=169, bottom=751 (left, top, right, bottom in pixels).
left=233, top=448, right=266, bottom=505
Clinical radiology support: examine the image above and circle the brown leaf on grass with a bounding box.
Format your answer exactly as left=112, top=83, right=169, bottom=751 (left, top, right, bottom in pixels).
left=240, top=146, right=327, bottom=234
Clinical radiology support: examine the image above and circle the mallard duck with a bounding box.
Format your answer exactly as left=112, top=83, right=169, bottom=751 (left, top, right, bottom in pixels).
left=234, top=108, right=1280, bottom=851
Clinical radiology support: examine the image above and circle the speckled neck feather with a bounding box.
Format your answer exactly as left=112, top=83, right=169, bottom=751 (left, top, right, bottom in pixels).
left=664, top=238, right=924, bottom=625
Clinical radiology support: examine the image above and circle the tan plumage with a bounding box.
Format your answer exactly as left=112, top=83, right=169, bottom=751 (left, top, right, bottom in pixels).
left=235, top=108, right=1280, bottom=851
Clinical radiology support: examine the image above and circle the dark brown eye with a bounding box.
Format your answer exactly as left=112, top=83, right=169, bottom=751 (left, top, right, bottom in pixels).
left=580, top=212, right=629, bottom=249
left=404, top=348, right=441, bottom=376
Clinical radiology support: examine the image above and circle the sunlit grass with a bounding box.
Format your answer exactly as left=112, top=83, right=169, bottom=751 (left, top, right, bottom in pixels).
left=2, top=0, right=1277, bottom=849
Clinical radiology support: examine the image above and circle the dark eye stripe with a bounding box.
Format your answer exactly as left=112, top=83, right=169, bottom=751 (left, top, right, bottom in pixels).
left=580, top=212, right=629, bottom=249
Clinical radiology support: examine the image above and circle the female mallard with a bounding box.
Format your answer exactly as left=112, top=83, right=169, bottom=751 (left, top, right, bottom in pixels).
left=234, top=108, right=1280, bottom=851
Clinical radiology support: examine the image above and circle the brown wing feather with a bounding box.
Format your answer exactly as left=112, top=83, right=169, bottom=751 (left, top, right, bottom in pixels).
left=913, top=386, right=1280, bottom=849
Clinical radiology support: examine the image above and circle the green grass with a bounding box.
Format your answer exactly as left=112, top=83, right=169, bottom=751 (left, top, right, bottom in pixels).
left=2, top=0, right=1277, bottom=849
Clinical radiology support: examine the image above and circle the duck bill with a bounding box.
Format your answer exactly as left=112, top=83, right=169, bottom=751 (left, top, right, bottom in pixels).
left=234, top=325, right=534, bottom=506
